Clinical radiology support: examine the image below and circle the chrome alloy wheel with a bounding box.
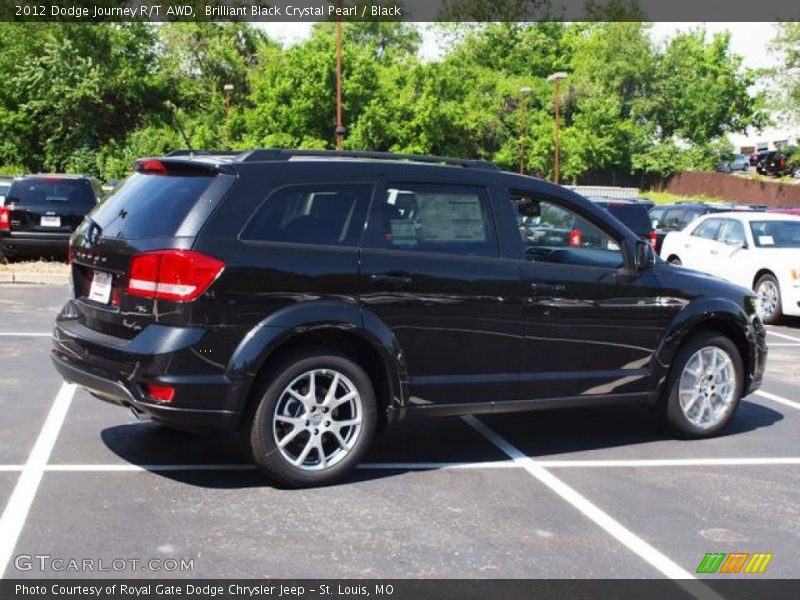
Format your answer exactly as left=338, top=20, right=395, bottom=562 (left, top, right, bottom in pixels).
left=678, top=346, right=737, bottom=429
left=756, top=279, right=779, bottom=320
left=272, top=369, right=362, bottom=470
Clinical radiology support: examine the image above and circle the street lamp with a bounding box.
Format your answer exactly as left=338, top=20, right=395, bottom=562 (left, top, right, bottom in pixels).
left=224, top=83, right=234, bottom=119
left=335, top=0, right=344, bottom=150
left=547, top=72, right=568, bottom=184
left=518, top=86, right=532, bottom=175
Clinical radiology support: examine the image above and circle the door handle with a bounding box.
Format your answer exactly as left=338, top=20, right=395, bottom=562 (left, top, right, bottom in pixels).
left=530, top=282, right=566, bottom=293
left=369, top=272, right=413, bottom=287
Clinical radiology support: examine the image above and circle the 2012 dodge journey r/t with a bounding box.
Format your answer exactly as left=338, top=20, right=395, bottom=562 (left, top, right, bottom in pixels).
left=51, top=149, right=767, bottom=487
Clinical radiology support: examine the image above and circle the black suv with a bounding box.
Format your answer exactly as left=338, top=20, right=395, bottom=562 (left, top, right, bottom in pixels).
left=0, top=174, right=103, bottom=259
left=51, top=150, right=767, bottom=487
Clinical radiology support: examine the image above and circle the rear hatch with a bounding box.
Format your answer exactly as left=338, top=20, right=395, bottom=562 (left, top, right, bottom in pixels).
left=69, top=159, right=236, bottom=339
left=5, top=176, right=96, bottom=234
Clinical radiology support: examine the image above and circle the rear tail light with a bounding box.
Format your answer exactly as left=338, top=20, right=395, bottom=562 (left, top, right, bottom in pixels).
left=0, top=206, right=10, bottom=232
left=144, top=383, right=175, bottom=403
left=128, top=250, right=224, bottom=302
left=649, top=229, right=657, bottom=249
left=569, top=228, right=582, bottom=247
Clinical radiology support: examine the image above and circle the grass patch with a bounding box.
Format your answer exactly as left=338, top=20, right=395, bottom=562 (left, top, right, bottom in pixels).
left=639, top=190, right=728, bottom=205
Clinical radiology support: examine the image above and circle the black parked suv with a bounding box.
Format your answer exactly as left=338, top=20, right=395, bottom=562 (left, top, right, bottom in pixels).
left=51, top=150, right=767, bottom=487
left=0, top=174, right=103, bottom=259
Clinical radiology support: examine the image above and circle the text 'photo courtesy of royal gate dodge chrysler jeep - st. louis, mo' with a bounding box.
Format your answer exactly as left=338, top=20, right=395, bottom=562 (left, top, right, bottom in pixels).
left=51, top=149, right=767, bottom=488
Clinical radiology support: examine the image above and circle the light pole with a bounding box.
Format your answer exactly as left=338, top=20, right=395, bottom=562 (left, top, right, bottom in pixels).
left=224, top=83, right=234, bottom=119
left=335, top=0, right=345, bottom=150
left=518, top=86, right=531, bottom=175
left=547, top=72, right=567, bottom=184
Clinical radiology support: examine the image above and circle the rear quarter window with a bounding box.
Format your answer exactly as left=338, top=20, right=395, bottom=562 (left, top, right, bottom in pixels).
left=89, top=173, right=214, bottom=239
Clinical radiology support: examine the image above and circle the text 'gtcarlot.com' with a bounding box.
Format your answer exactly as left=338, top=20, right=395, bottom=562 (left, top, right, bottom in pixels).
left=13, top=554, right=194, bottom=572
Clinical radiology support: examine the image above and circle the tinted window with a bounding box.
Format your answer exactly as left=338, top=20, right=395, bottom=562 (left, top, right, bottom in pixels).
left=692, top=218, right=723, bottom=240
left=662, top=209, right=686, bottom=230
left=368, top=183, right=496, bottom=257
left=513, top=193, right=623, bottom=269
left=6, top=178, right=95, bottom=208
left=718, top=219, right=746, bottom=245
left=90, top=173, right=213, bottom=239
left=601, top=204, right=651, bottom=237
left=241, top=183, right=371, bottom=246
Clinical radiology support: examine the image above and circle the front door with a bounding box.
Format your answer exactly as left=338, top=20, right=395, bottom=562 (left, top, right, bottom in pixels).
left=509, top=189, right=664, bottom=401
left=359, top=179, right=524, bottom=407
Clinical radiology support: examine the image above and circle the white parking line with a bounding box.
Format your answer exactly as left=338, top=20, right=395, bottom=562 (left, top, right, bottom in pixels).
left=537, top=457, right=800, bottom=468
left=767, top=343, right=800, bottom=347
left=462, top=415, right=701, bottom=583
left=0, top=333, right=51, bottom=337
left=754, top=390, right=800, bottom=411
left=766, top=329, right=800, bottom=343
left=0, top=383, right=75, bottom=578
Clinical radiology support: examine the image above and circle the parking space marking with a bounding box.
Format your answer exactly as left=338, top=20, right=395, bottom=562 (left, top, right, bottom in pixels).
left=766, top=330, right=800, bottom=343
left=462, top=415, right=703, bottom=584
left=767, top=343, right=800, bottom=347
left=754, top=390, right=800, bottom=411
left=0, top=333, right=51, bottom=337
left=0, top=383, right=75, bottom=578
left=536, top=457, right=800, bottom=468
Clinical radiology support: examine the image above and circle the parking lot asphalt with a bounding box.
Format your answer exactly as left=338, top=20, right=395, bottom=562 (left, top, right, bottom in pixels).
left=1, top=284, right=799, bottom=581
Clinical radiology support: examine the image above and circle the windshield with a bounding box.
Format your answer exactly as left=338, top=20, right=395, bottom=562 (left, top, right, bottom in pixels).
left=750, top=220, right=800, bottom=248
left=6, top=178, right=95, bottom=207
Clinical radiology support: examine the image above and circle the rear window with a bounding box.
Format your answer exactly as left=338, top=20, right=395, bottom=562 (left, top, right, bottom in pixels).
left=6, top=178, right=95, bottom=208
left=89, top=173, right=214, bottom=239
left=602, top=204, right=651, bottom=237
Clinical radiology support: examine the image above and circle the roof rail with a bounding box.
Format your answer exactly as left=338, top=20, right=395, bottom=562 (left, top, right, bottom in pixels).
left=166, top=150, right=242, bottom=157
left=235, top=148, right=500, bottom=171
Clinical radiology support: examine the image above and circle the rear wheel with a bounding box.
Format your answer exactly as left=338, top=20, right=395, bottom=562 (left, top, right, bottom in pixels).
left=663, top=332, right=743, bottom=438
left=248, top=351, right=377, bottom=487
left=754, top=273, right=782, bottom=324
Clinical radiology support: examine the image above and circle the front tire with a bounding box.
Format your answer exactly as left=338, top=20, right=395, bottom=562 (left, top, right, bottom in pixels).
left=248, top=351, right=377, bottom=488
left=663, top=332, right=744, bottom=439
left=754, top=273, right=782, bottom=325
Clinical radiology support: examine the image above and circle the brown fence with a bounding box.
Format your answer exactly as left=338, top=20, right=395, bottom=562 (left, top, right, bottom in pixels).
left=651, top=171, right=800, bottom=208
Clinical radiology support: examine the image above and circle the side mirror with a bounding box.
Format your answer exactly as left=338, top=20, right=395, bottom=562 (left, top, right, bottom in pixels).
left=634, top=240, right=656, bottom=271
left=725, top=239, right=747, bottom=249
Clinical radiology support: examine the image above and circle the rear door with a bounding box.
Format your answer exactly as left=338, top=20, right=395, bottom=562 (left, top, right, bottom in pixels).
left=5, top=177, right=96, bottom=235
left=359, top=176, right=524, bottom=407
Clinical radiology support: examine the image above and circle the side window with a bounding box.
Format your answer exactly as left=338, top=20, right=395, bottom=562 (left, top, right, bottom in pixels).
left=367, top=183, right=497, bottom=257
left=692, top=218, right=723, bottom=240
left=662, top=209, right=686, bottom=230
left=241, top=183, right=372, bottom=246
left=512, top=192, right=623, bottom=269
left=718, top=219, right=746, bottom=245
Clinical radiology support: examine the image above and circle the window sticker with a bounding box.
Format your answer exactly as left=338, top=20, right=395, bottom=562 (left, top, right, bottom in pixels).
left=417, top=194, right=487, bottom=242
left=759, top=235, right=775, bottom=246
left=389, top=220, right=418, bottom=246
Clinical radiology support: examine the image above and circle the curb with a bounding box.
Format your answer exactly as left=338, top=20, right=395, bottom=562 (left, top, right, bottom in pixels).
left=0, top=272, right=70, bottom=285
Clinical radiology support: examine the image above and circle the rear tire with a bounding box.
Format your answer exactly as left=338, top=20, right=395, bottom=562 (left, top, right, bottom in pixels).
left=754, top=273, right=782, bottom=325
left=662, top=331, right=743, bottom=439
left=247, top=350, right=377, bottom=488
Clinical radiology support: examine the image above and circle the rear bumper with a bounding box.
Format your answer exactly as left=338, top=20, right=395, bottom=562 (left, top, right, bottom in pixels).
left=51, top=315, right=244, bottom=431
left=781, top=284, right=800, bottom=317
left=0, top=232, right=71, bottom=255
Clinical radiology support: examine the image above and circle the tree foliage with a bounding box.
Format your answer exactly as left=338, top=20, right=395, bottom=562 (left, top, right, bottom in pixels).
left=0, top=21, right=766, bottom=183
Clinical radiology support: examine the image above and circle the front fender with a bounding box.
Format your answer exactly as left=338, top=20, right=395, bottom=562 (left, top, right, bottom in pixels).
left=226, top=300, right=408, bottom=418
left=652, top=295, right=752, bottom=389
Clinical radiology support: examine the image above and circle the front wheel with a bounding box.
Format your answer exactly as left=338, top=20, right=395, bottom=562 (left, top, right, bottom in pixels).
left=248, top=351, right=377, bottom=488
left=663, top=332, right=743, bottom=438
left=754, top=273, right=782, bottom=325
